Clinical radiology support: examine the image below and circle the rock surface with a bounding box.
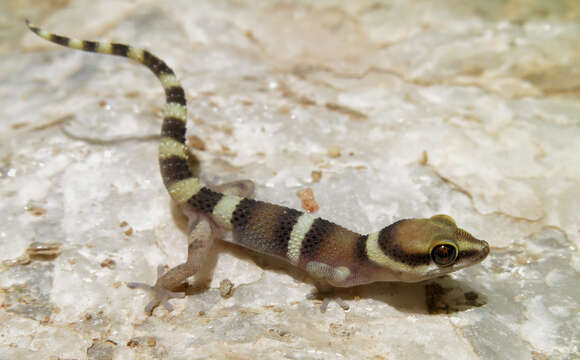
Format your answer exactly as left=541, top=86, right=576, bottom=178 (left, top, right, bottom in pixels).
left=1, top=1, right=579, bottom=359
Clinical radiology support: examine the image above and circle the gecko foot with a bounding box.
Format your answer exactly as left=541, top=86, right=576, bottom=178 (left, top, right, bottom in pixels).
left=127, top=265, right=185, bottom=315
left=307, top=290, right=350, bottom=313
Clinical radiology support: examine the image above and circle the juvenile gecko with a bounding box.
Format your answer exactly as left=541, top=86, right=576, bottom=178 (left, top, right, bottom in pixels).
left=26, top=21, right=490, bottom=314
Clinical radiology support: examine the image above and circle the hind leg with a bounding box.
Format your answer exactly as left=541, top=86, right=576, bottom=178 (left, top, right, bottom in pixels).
left=127, top=180, right=252, bottom=315
left=127, top=210, right=215, bottom=315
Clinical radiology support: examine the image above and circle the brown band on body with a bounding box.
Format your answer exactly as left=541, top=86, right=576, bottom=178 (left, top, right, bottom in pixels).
left=236, top=203, right=296, bottom=256
left=299, top=218, right=333, bottom=263
left=230, top=198, right=260, bottom=231
left=312, top=224, right=361, bottom=265
left=268, top=206, right=302, bottom=257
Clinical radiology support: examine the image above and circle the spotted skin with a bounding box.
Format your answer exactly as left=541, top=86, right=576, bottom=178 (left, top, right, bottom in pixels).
left=26, top=21, right=490, bottom=314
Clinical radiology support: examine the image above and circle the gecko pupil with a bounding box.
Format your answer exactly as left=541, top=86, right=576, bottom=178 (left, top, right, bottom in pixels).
left=431, top=244, right=456, bottom=266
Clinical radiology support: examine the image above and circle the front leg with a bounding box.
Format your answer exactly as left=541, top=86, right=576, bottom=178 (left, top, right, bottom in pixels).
left=127, top=210, right=215, bottom=315
left=305, top=261, right=351, bottom=313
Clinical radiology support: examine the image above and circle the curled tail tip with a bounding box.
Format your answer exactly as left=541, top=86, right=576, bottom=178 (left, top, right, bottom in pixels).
left=24, top=19, right=41, bottom=35
left=24, top=18, right=36, bottom=29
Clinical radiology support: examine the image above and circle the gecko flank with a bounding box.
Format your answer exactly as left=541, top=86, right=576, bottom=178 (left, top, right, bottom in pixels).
left=26, top=21, right=490, bottom=314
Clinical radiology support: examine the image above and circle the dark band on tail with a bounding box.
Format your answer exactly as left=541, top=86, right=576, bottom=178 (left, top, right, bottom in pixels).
left=26, top=19, right=206, bottom=206
left=161, top=117, right=187, bottom=143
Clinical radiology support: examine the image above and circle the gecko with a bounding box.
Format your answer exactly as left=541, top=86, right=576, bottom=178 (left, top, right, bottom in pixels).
left=26, top=20, right=490, bottom=314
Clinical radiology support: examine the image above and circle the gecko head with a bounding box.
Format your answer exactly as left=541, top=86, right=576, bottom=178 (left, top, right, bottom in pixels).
left=369, top=215, right=489, bottom=282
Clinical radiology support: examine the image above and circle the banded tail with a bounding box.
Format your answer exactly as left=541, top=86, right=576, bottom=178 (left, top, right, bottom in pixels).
left=26, top=20, right=204, bottom=205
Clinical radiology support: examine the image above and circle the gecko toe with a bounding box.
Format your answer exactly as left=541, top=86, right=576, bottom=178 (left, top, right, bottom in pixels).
left=128, top=280, right=185, bottom=315
left=307, top=290, right=350, bottom=313
left=335, top=298, right=350, bottom=311
left=127, top=265, right=186, bottom=315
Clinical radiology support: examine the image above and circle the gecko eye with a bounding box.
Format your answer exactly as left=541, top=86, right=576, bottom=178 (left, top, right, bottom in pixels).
left=430, top=242, right=458, bottom=267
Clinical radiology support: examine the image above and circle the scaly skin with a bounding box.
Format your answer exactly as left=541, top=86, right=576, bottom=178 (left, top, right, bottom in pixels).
left=26, top=20, right=490, bottom=314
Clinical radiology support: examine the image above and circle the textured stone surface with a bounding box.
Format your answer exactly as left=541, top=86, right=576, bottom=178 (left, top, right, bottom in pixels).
left=1, top=1, right=579, bottom=359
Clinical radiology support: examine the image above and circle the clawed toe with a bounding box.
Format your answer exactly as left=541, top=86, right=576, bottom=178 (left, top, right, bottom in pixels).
left=127, top=265, right=185, bottom=315
left=307, top=291, right=350, bottom=313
